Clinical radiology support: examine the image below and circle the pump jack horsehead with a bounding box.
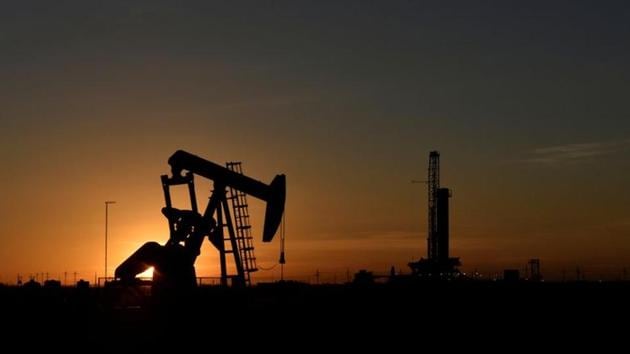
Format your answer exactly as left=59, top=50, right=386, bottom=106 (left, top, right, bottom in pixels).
left=116, top=150, right=286, bottom=289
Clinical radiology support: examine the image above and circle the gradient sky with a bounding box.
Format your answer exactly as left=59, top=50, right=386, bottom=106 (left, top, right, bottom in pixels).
left=1, top=1, right=630, bottom=283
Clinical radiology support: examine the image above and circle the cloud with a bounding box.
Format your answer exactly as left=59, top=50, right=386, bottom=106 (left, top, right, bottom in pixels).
left=524, top=139, right=630, bottom=164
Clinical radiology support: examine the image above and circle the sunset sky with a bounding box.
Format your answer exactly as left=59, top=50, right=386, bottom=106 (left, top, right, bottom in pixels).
left=1, top=1, right=630, bottom=283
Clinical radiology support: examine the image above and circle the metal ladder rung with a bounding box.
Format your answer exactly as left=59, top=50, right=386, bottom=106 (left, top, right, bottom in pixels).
left=226, top=161, right=258, bottom=286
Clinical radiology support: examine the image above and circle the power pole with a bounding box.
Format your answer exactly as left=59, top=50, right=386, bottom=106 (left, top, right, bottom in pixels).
left=105, top=201, right=116, bottom=282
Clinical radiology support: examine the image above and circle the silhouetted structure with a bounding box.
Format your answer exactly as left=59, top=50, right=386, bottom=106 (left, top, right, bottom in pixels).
left=528, top=259, right=542, bottom=281
left=115, top=150, right=286, bottom=291
left=409, top=151, right=461, bottom=277
left=428, top=151, right=440, bottom=260
left=504, top=269, right=520, bottom=282
left=23, top=279, right=41, bottom=288
left=353, top=270, right=375, bottom=285
left=44, top=280, right=61, bottom=288
left=76, top=279, right=90, bottom=289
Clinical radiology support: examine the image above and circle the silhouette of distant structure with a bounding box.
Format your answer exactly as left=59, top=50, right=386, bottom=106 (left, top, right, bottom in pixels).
left=353, top=270, right=375, bottom=285
left=409, top=151, right=461, bottom=278
left=504, top=269, right=520, bottom=282
left=23, top=279, right=41, bottom=288
left=528, top=259, right=542, bottom=281
left=76, top=279, right=90, bottom=289
left=44, top=279, right=61, bottom=288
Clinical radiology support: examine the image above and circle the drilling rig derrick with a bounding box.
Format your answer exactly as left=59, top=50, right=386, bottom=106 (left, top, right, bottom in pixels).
left=409, top=151, right=461, bottom=278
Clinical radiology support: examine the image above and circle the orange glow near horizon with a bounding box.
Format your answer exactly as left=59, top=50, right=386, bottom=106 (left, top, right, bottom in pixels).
left=1, top=152, right=629, bottom=285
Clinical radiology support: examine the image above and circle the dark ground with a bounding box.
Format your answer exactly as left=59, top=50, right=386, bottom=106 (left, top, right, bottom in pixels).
left=1, top=280, right=627, bottom=350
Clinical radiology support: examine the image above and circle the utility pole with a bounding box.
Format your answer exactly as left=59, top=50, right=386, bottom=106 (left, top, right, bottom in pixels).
left=105, top=201, right=116, bottom=283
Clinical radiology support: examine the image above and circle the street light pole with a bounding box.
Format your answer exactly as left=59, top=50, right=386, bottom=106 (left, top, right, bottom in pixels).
left=105, top=201, right=116, bottom=284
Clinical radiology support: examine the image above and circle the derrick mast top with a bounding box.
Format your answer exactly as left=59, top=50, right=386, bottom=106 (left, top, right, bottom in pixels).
left=427, top=151, right=440, bottom=260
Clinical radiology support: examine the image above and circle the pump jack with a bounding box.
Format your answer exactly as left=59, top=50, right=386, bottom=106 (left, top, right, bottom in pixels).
left=115, top=150, right=286, bottom=289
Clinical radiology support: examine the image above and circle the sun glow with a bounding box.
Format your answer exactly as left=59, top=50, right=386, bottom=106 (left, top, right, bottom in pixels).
left=136, top=266, right=154, bottom=279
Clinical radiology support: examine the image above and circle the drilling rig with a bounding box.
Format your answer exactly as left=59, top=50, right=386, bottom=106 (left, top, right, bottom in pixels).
left=115, top=150, right=286, bottom=289
left=409, top=151, right=460, bottom=278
